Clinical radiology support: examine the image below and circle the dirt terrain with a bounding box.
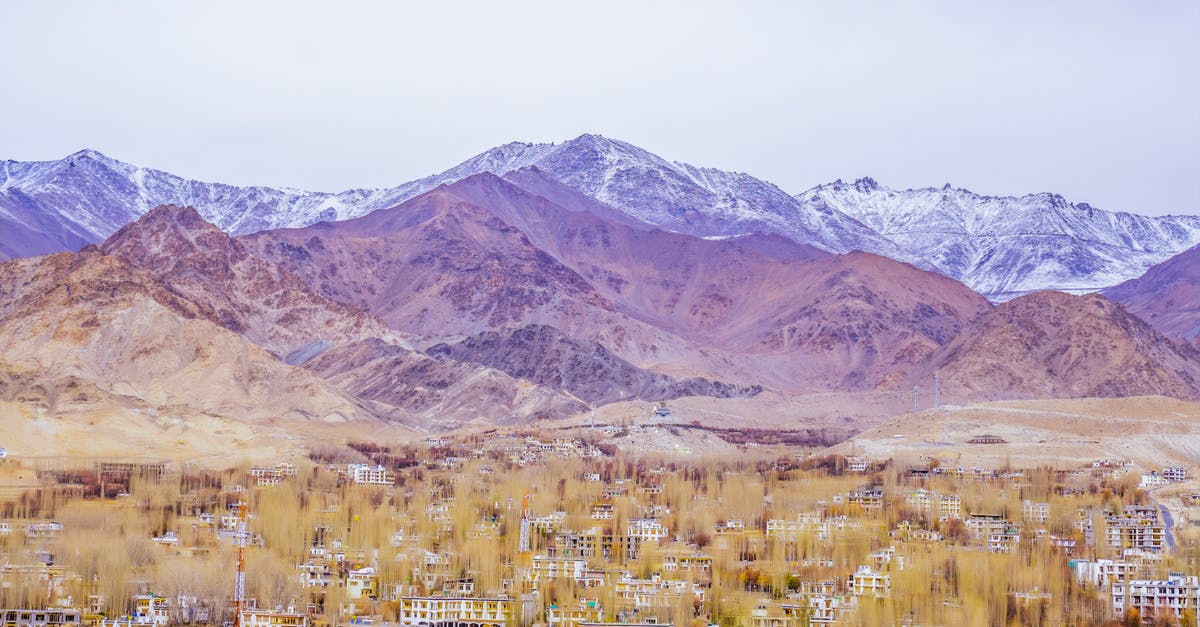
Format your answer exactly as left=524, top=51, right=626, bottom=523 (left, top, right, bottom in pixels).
left=837, top=396, right=1200, bottom=469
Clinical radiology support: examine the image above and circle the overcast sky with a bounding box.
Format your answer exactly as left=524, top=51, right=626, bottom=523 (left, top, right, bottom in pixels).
left=2, top=1, right=1197, bottom=215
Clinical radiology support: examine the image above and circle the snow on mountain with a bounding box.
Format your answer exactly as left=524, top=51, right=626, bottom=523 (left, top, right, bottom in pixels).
left=436, top=134, right=906, bottom=258
left=0, top=137, right=903, bottom=262
left=0, top=149, right=401, bottom=256
left=3, top=138, right=1198, bottom=300
left=795, top=178, right=1200, bottom=299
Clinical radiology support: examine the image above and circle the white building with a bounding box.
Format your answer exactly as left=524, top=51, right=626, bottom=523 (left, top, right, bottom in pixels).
left=347, top=463, right=392, bottom=486
left=848, top=565, right=890, bottom=599
left=1022, top=501, right=1050, bottom=525
left=1111, top=574, right=1200, bottom=623
left=1161, top=466, right=1190, bottom=480
left=627, top=519, right=668, bottom=544
left=396, top=597, right=512, bottom=627
left=1139, top=472, right=1169, bottom=489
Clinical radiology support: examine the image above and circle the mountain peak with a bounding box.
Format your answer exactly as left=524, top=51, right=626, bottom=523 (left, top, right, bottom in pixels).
left=853, top=177, right=879, bottom=192
left=101, top=204, right=227, bottom=260
left=65, top=148, right=127, bottom=170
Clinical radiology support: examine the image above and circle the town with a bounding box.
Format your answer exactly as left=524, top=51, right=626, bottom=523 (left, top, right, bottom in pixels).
left=0, top=425, right=1198, bottom=627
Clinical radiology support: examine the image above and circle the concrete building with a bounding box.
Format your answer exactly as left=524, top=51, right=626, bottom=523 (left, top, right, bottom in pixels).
left=0, top=610, right=81, bottom=627
left=240, top=609, right=308, bottom=627
left=346, top=463, right=393, bottom=486
left=1111, top=574, right=1200, bottom=624
left=396, top=597, right=513, bottom=627
left=848, top=565, right=890, bottom=599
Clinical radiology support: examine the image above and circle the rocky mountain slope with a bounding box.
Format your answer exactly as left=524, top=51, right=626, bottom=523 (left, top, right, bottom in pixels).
left=914, top=291, right=1200, bottom=402
left=5, top=138, right=1196, bottom=299
left=302, top=338, right=589, bottom=429
left=796, top=177, right=1200, bottom=299
left=101, top=204, right=394, bottom=358
left=244, top=173, right=990, bottom=392
left=1105, top=245, right=1200, bottom=343
left=0, top=250, right=374, bottom=422
left=426, top=324, right=762, bottom=406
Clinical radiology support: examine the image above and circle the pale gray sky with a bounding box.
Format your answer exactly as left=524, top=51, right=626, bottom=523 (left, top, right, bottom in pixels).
left=2, top=1, right=1197, bottom=215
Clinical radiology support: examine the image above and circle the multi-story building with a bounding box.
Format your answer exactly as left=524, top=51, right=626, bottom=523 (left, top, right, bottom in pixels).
left=0, top=610, right=82, bottom=627
left=1022, top=501, right=1050, bottom=525
left=627, top=519, right=668, bottom=544
left=847, top=487, right=884, bottom=511
left=396, top=597, right=513, bottom=627
left=1071, top=559, right=1145, bottom=588
left=240, top=609, right=307, bottom=627
left=989, top=526, right=1022, bottom=553
left=1162, top=467, right=1188, bottom=483
left=532, top=555, right=588, bottom=583
left=848, top=565, right=890, bottom=599
left=1106, top=518, right=1165, bottom=553
left=546, top=599, right=604, bottom=627
left=1111, top=574, right=1200, bottom=624
left=1139, top=472, right=1169, bottom=489
left=346, top=463, right=392, bottom=486
left=614, top=573, right=705, bottom=609
left=346, top=567, right=377, bottom=600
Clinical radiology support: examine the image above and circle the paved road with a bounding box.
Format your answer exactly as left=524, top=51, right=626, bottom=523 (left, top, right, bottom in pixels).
left=1160, top=504, right=1176, bottom=550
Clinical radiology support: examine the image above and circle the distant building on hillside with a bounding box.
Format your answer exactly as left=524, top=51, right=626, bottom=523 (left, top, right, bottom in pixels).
left=1111, top=574, right=1200, bottom=624
left=1161, top=466, right=1190, bottom=480
left=3, top=609, right=84, bottom=627
left=967, top=434, right=1007, bottom=444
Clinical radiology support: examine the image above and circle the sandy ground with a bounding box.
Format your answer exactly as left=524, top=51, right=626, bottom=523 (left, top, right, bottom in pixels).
left=0, top=397, right=418, bottom=467
left=834, top=396, right=1200, bottom=470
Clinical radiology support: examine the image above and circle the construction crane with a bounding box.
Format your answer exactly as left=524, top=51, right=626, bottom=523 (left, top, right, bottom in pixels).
left=232, top=501, right=248, bottom=627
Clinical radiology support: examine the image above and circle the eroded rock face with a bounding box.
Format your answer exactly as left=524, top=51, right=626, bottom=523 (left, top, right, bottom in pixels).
left=1106, top=245, right=1200, bottom=344
left=0, top=249, right=373, bottom=423
left=101, top=204, right=388, bottom=358
left=916, top=291, right=1200, bottom=402
left=426, top=324, right=761, bottom=406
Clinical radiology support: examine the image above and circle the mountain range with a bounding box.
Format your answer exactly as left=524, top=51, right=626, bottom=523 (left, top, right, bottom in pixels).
left=1, top=135, right=1199, bottom=432
left=5, top=135, right=1198, bottom=299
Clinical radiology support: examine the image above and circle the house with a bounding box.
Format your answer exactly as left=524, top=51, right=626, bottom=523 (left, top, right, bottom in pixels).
left=346, top=464, right=392, bottom=486
left=714, top=519, right=744, bottom=535
left=532, top=556, right=588, bottom=583
left=848, top=565, right=890, bottom=599
left=546, top=599, right=604, bottom=627
left=1162, top=467, right=1188, bottom=483
left=101, top=595, right=169, bottom=627
left=1139, top=472, right=1169, bottom=489
left=805, top=595, right=851, bottom=624
left=748, top=601, right=805, bottom=627
left=346, top=567, right=377, bottom=600
left=240, top=609, right=308, bottom=627
left=614, top=572, right=705, bottom=609
left=1022, top=501, right=1050, bottom=525
left=0, top=610, right=81, bottom=627
left=627, top=519, right=668, bottom=544
left=847, top=486, right=884, bottom=511
left=1070, top=559, right=1144, bottom=588
left=846, top=457, right=868, bottom=473
left=1106, top=518, right=1165, bottom=552
left=396, top=597, right=513, bottom=627
left=989, top=526, right=1021, bottom=553
left=1111, top=574, right=1200, bottom=624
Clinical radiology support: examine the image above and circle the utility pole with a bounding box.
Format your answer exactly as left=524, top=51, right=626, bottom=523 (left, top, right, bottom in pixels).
left=913, top=385, right=919, bottom=413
